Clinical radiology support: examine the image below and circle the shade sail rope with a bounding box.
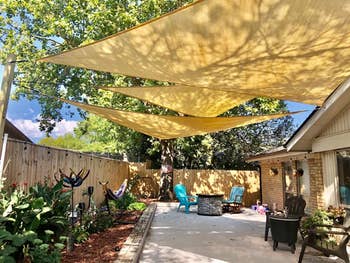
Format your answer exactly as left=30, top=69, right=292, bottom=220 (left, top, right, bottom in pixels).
left=98, top=85, right=257, bottom=117
left=39, top=0, right=350, bottom=105
left=58, top=97, right=304, bottom=140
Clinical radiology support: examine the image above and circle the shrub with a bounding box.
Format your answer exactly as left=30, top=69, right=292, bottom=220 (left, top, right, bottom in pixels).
left=83, top=212, right=114, bottom=234
left=110, top=192, right=137, bottom=210
left=0, top=181, right=69, bottom=262
left=127, top=202, right=147, bottom=211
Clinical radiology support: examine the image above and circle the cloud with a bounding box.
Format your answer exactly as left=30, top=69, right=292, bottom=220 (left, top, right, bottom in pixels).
left=9, top=119, right=43, bottom=139
left=51, top=119, right=78, bottom=137
left=8, top=118, right=78, bottom=141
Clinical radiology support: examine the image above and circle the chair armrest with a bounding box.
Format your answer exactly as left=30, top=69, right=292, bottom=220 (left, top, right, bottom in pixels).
left=313, top=224, right=349, bottom=230
left=187, top=195, right=198, bottom=201
left=233, top=195, right=243, bottom=203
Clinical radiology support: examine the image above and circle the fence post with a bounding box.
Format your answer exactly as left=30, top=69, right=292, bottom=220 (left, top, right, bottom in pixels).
left=0, top=54, right=16, bottom=157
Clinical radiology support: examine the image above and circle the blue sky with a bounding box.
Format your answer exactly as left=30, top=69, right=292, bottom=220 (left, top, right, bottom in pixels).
left=1, top=65, right=315, bottom=142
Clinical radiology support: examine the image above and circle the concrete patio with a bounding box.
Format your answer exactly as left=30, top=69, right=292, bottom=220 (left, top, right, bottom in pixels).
left=140, top=202, right=345, bottom=263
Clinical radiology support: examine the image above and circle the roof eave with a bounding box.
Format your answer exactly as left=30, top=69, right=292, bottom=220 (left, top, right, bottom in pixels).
left=286, top=77, right=350, bottom=152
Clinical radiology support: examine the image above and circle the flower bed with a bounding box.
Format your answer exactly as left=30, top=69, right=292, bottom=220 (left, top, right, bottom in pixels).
left=61, top=210, right=143, bottom=263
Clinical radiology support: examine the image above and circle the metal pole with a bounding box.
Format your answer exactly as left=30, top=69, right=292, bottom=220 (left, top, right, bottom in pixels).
left=0, top=54, right=16, bottom=157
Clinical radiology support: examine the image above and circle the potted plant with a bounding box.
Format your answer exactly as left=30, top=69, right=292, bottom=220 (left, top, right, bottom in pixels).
left=327, top=205, right=346, bottom=225
left=300, top=209, right=333, bottom=242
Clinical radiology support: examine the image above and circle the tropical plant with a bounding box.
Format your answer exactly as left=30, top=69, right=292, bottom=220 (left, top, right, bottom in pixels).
left=110, top=192, right=137, bottom=211
left=83, top=212, right=114, bottom=234
left=0, top=181, right=69, bottom=262
left=0, top=187, right=67, bottom=262
left=127, top=202, right=146, bottom=211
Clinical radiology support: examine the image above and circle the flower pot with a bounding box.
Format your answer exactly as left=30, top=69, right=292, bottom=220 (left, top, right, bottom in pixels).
left=334, top=216, right=344, bottom=225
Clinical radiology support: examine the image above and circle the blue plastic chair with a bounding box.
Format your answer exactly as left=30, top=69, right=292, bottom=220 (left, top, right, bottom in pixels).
left=340, top=186, right=350, bottom=205
left=222, top=186, right=245, bottom=212
left=174, top=184, right=198, bottom=214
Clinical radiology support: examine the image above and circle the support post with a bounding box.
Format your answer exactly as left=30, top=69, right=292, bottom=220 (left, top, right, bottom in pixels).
left=0, top=54, right=16, bottom=157
left=0, top=133, right=8, bottom=189
left=159, top=139, right=174, bottom=201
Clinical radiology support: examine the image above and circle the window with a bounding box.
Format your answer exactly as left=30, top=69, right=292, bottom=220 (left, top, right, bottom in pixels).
left=337, top=150, right=350, bottom=205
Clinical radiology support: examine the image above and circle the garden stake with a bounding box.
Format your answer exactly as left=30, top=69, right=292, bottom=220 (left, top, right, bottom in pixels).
left=57, top=168, right=90, bottom=252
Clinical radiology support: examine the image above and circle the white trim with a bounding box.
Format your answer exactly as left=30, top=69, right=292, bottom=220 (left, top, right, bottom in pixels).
left=312, top=131, right=350, bottom=152
left=287, top=77, right=350, bottom=152
left=247, top=151, right=308, bottom=162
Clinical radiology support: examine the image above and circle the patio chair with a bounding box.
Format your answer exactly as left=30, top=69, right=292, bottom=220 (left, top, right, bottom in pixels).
left=265, top=195, right=306, bottom=241
left=99, top=179, right=128, bottom=214
left=174, top=184, right=198, bottom=214
left=298, top=223, right=350, bottom=263
left=222, top=186, right=244, bottom=213
left=270, top=216, right=300, bottom=253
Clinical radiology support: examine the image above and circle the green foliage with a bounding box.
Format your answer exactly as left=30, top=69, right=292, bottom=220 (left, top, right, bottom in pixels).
left=0, top=181, right=69, bottom=262
left=1, top=0, right=295, bottom=169
left=1, top=0, right=192, bottom=134
left=83, top=212, right=114, bottom=234
left=301, top=209, right=333, bottom=230
left=71, top=226, right=89, bottom=244
left=127, top=202, right=146, bottom=211
left=110, top=192, right=137, bottom=210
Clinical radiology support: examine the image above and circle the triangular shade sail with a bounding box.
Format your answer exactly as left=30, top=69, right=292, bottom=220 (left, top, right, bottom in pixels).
left=60, top=98, right=298, bottom=139
left=99, top=86, right=255, bottom=117
left=40, top=0, right=350, bottom=105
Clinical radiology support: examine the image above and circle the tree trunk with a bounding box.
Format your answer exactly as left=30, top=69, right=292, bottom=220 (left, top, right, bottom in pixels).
left=159, top=139, right=174, bottom=201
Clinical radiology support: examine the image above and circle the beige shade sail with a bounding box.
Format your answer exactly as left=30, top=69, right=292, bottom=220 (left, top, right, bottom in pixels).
left=40, top=0, right=350, bottom=105
left=59, top=98, right=299, bottom=140
left=99, top=85, right=255, bottom=117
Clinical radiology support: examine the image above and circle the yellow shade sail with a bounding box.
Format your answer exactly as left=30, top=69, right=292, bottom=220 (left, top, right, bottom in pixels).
left=59, top=98, right=299, bottom=140
left=99, top=85, right=255, bottom=117
left=40, top=0, right=350, bottom=105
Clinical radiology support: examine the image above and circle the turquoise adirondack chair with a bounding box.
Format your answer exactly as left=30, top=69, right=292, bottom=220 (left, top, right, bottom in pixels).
left=174, top=184, right=198, bottom=214
left=222, top=186, right=245, bottom=213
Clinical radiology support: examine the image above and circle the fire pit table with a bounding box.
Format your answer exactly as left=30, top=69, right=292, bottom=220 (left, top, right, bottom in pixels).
left=197, top=194, right=224, bottom=216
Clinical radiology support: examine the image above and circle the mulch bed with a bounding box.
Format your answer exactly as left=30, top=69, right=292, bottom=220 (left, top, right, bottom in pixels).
left=62, top=199, right=155, bottom=263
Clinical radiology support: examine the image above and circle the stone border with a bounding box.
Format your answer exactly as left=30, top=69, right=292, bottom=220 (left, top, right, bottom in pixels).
left=115, top=203, right=157, bottom=263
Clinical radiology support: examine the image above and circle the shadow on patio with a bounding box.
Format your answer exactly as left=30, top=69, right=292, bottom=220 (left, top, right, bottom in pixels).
left=140, top=203, right=345, bottom=263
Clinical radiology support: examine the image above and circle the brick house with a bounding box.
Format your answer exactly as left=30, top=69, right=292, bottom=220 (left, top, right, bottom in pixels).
left=247, top=78, right=350, bottom=214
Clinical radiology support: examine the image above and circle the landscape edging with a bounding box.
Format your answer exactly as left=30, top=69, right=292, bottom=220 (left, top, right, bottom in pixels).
left=115, top=203, right=157, bottom=263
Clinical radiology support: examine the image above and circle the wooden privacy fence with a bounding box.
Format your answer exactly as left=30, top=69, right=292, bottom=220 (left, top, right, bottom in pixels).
left=3, top=138, right=129, bottom=206
left=130, top=163, right=260, bottom=206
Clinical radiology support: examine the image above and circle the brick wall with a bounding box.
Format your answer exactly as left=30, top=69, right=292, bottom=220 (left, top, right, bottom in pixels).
left=260, top=153, right=325, bottom=213
left=307, top=153, right=325, bottom=211
left=260, top=161, right=284, bottom=210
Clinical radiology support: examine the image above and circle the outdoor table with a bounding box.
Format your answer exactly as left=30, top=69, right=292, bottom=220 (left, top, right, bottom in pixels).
left=269, top=214, right=300, bottom=253
left=197, top=194, right=224, bottom=216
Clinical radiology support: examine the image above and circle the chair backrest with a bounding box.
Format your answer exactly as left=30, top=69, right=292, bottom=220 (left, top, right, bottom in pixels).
left=229, top=186, right=245, bottom=203
left=114, top=179, right=128, bottom=198
left=340, top=186, right=350, bottom=205
left=285, top=196, right=306, bottom=217
left=174, top=184, right=189, bottom=205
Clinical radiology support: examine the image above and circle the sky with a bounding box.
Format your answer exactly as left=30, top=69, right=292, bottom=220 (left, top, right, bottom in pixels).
left=1, top=65, right=315, bottom=143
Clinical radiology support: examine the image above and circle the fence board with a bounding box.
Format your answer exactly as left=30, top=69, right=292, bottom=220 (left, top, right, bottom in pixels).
left=129, top=163, right=260, bottom=206
left=2, top=139, right=129, bottom=207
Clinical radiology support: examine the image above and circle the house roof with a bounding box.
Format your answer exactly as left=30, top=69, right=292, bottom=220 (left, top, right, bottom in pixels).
left=247, top=77, right=350, bottom=161
left=286, top=77, right=350, bottom=152
left=246, top=146, right=307, bottom=162
left=4, top=119, right=32, bottom=143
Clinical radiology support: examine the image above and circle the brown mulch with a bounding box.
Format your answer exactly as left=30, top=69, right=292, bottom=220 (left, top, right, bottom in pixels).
left=62, top=199, right=156, bottom=263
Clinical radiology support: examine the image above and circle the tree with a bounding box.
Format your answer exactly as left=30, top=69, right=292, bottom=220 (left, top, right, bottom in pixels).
left=1, top=0, right=192, bottom=132
left=1, top=0, right=295, bottom=199
left=174, top=98, right=294, bottom=170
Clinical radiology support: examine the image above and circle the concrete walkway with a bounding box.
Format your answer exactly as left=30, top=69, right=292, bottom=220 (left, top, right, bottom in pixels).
left=140, top=202, right=345, bottom=263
